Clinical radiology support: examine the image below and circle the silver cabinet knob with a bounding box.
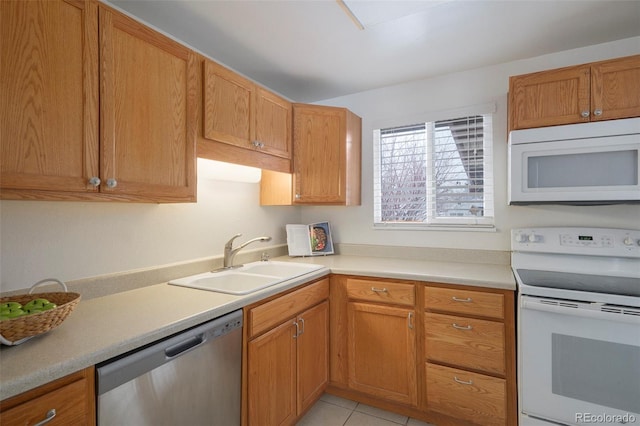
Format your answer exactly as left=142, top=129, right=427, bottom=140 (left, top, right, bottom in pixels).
left=88, top=176, right=101, bottom=187
left=593, top=109, right=603, bottom=116
left=580, top=111, right=590, bottom=118
left=295, top=194, right=301, bottom=199
left=106, top=178, right=118, bottom=188
left=252, top=140, right=265, bottom=148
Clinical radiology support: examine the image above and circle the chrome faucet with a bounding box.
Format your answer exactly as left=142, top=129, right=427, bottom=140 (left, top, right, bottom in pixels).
left=223, top=234, right=272, bottom=269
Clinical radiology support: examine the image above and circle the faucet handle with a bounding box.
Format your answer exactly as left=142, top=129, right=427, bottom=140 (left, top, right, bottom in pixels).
left=225, top=234, right=242, bottom=249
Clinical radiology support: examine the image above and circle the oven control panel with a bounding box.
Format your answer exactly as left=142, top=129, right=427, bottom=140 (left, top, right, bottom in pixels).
left=512, top=227, right=640, bottom=257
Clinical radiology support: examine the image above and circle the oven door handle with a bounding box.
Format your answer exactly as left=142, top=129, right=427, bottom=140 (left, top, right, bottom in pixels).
left=521, top=297, right=640, bottom=325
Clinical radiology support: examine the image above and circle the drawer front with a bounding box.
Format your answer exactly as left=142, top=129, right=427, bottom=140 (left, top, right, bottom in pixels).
left=426, top=363, right=506, bottom=426
left=425, top=312, right=505, bottom=375
left=1, top=379, right=89, bottom=426
left=346, top=278, right=415, bottom=306
left=248, top=278, right=329, bottom=338
left=424, top=286, right=504, bottom=319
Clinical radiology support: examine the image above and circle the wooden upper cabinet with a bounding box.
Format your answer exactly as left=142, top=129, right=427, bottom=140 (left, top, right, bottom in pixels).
left=292, top=104, right=361, bottom=205
left=1, top=1, right=197, bottom=202
left=0, top=0, right=99, bottom=194
left=99, top=6, right=197, bottom=201
left=202, top=60, right=292, bottom=159
left=591, top=55, right=640, bottom=122
left=509, top=55, right=640, bottom=131
left=203, top=60, right=254, bottom=149
left=255, top=87, right=292, bottom=159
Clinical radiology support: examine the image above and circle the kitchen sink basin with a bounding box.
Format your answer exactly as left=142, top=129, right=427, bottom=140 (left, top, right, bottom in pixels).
left=169, top=261, right=324, bottom=295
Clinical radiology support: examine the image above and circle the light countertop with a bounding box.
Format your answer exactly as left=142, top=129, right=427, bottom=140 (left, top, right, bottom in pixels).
left=0, top=255, right=515, bottom=401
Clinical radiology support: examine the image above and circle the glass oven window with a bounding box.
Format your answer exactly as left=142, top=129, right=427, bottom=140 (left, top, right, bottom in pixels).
left=551, top=333, right=640, bottom=413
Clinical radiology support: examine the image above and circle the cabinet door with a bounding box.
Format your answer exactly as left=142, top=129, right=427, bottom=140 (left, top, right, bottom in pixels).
left=100, top=7, right=196, bottom=201
left=1, top=0, right=99, bottom=193
left=247, top=319, right=297, bottom=426
left=256, top=88, right=292, bottom=159
left=293, top=105, right=346, bottom=204
left=509, top=65, right=591, bottom=130
left=203, top=60, right=255, bottom=149
left=297, top=301, right=329, bottom=414
left=347, top=302, right=417, bottom=406
left=591, top=55, right=640, bottom=121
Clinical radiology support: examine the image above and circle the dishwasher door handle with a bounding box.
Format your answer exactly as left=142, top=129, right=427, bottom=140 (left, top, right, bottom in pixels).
left=165, top=334, right=205, bottom=359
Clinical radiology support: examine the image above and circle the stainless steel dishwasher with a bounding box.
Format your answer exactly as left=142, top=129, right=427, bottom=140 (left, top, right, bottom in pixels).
left=97, top=309, right=242, bottom=426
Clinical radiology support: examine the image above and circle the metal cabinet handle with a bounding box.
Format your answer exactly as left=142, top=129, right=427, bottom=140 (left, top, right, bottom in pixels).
left=88, top=176, right=101, bottom=187
left=295, top=194, right=301, bottom=199
left=293, top=321, right=299, bottom=338
left=298, top=317, right=305, bottom=336
left=371, top=287, right=388, bottom=293
left=452, top=297, right=472, bottom=303
left=252, top=140, right=265, bottom=148
left=106, top=178, right=118, bottom=188
left=33, top=409, right=56, bottom=426
left=454, top=376, right=473, bottom=386
left=580, top=111, right=590, bottom=118
left=452, top=323, right=472, bottom=330
left=408, top=312, right=414, bottom=329
left=593, top=108, right=603, bottom=116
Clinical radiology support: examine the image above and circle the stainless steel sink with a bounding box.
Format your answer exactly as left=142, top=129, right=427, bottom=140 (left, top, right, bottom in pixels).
left=169, top=261, right=324, bottom=295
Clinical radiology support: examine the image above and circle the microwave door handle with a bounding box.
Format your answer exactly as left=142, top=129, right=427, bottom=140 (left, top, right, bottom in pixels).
left=521, top=297, right=640, bottom=325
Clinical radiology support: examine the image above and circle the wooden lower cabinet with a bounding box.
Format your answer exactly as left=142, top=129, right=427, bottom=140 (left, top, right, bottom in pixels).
left=328, top=275, right=516, bottom=426
left=244, top=279, right=329, bottom=425
left=0, top=367, right=95, bottom=426
left=347, top=302, right=417, bottom=406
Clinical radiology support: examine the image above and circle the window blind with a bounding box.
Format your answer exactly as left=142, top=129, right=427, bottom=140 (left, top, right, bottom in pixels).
left=374, top=113, right=494, bottom=228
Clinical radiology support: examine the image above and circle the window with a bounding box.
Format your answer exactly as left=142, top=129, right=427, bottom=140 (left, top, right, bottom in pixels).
left=373, top=112, right=494, bottom=228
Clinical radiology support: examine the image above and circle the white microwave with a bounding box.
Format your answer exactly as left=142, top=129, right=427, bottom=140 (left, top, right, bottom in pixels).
left=508, top=117, right=640, bottom=205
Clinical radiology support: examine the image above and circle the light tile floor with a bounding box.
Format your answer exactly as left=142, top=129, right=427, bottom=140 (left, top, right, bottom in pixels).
left=297, top=393, right=435, bottom=426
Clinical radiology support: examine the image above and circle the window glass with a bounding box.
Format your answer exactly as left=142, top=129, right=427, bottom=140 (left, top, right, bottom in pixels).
left=373, top=113, right=494, bottom=228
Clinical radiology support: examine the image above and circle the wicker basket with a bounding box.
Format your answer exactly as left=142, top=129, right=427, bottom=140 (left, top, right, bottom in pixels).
left=0, top=279, right=80, bottom=345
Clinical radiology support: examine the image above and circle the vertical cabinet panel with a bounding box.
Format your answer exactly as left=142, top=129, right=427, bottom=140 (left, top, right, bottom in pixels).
left=256, top=88, right=292, bottom=159
left=347, top=302, right=417, bottom=406
left=591, top=55, right=640, bottom=121
left=0, top=0, right=99, bottom=193
left=203, top=60, right=254, bottom=149
left=297, top=301, right=329, bottom=414
left=99, top=6, right=196, bottom=200
left=247, top=320, right=297, bottom=426
left=293, top=105, right=344, bottom=203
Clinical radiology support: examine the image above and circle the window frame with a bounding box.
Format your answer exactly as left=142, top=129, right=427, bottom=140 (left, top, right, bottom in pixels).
left=372, top=104, right=496, bottom=230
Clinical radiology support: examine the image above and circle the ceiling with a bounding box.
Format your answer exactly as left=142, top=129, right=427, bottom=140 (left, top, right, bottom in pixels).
left=109, top=0, right=640, bottom=103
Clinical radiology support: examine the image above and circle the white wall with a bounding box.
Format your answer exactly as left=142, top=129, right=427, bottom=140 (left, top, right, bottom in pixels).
left=300, top=37, right=640, bottom=252
left=0, top=167, right=301, bottom=292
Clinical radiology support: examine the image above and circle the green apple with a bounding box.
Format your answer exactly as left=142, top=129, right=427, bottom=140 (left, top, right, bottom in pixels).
left=0, top=301, right=22, bottom=311
left=24, top=307, right=43, bottom=315
left=5, top=308, right=25, bottom=318
left=23, top=298, right=50, bottom=310
left=41, top=303, right=57, bottom=311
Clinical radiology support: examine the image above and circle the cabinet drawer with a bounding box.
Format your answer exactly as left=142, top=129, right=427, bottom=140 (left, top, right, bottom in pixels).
left=346, top=278, right=414, bottom=306
left=426, top=363, right=506, bottom=426
left=425, top=312, right=505, bottom=375
left=1, top=379, right=89, bottom=426
left=248, top=278, right=329, bottom=338
left=424, top=287, right=503, bottom=319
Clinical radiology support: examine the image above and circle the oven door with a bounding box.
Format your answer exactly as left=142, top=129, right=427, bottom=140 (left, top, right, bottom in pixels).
left=520, top=295, right=640, bottom=425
